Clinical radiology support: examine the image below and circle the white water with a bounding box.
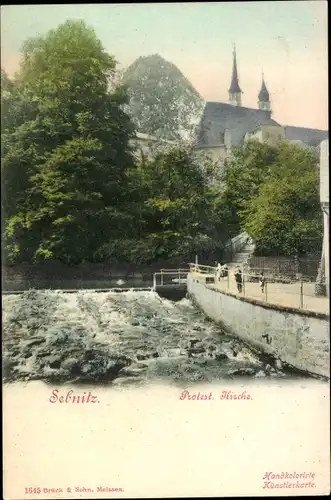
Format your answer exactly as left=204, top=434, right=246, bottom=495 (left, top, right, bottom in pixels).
left=3, top=289, right=304, bottom=385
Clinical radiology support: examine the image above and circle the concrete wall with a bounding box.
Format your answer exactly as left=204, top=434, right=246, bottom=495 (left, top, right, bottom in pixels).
left=224, top=232, right=250, bottom=254
left=129, top=133, right=176, bottom=161
left=195, top=145, right=227, bottom=164
left=187, top=274, right=330, bottom=378
left=245, top=125, right=285, bottom=147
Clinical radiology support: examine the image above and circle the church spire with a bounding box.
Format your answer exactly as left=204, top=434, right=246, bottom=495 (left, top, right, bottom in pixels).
left=228, top=44, right=242, bottom=106
left=258, top=71, right=271, bottom=111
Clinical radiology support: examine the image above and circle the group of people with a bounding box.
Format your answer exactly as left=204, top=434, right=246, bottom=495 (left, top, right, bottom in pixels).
left=215, top=262, right=229, bottom=281
left=215, top=262, right=265, bottom=294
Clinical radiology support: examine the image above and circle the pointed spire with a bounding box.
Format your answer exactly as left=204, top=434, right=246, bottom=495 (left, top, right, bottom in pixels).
left=228, top=45, right=242, bottom=94
left=258, top=72, right=270, bottom=102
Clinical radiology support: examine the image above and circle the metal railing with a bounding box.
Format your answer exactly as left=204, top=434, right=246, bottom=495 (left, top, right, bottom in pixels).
left=153, top=269, right=189, bottom=290
left=188, top=263, right=217, bottom=274
left=189, top=264, right=329, bottom=314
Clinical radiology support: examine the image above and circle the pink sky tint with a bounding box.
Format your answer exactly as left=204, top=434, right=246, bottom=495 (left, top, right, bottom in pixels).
left=178, top=41, right=328, bottom=129
left=1, top=2, right=328, bottom=130
left=185, top=59, right=328, bottom=130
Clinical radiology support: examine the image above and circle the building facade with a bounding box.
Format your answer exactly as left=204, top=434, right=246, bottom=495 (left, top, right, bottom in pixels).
left=130, top=132, right=175, bottom=160
left=194, top=47, right=328, bottom=168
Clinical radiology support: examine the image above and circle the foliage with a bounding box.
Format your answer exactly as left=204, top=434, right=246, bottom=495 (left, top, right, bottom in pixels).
left=2, top=20, right=135, bottom=264
left=97, top=147, right=232, bottom=264
left=3, top=22, right=320, bottom=266
left=122, top=54, right=205, bottom=142
left=225, top=140, right=322, bottom=256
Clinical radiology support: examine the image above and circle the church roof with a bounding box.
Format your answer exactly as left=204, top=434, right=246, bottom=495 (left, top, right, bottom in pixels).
left=228, top=50, right=242, bottom=94
left=258, top=77, right=270, bottom=102
left=195, top=102, right=280, bottom=147
left=284, top=126, right=328, bottom=147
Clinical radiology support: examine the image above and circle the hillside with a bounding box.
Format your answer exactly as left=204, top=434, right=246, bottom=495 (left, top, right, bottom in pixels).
left=122, top=54, right=205, bottom=142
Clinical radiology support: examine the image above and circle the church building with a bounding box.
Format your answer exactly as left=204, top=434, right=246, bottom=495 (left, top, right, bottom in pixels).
left=194, top=47, right=328, bottom=163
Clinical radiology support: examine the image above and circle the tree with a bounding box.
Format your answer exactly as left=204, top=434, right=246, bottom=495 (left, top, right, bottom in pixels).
left=122, top=54, right=205, bottom=142
left=225, top=139, right=278, bottom=223
left=241, top=142, right=322, bottom=256
left=2, top=20, right=135, bottom=264
left=96, top=146, right=232, bottom=264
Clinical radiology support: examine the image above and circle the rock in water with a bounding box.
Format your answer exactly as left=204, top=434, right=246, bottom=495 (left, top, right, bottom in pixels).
left=122, top=54, right=205, bottom=142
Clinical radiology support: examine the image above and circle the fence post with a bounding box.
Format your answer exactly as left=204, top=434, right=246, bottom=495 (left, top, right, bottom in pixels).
left=242, top=263, right=245, bottom=296
left=227, top=271, right=230, bottom=290
left=300, top=280, right=303, bottom=308
left=179, top=271, right=181, bottom=286
left=264, top=280, right=268, bottom=302
left=161, top=270, right=163, bottom=286
left=153, top=273, right=156, bottom=291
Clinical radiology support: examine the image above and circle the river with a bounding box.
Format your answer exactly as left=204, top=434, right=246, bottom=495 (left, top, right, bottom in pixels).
left=3, top=289, right=307, bottom=386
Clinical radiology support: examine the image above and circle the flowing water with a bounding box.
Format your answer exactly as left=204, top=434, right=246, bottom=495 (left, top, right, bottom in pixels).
left=2, top=289, right=305, bottom=386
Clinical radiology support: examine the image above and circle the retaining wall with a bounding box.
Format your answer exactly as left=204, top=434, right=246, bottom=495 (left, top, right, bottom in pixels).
left=187, top=273, right=330, bottom=378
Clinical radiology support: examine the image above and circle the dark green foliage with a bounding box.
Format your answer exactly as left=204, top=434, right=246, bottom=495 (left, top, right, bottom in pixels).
left=96, top=147, right=232, bottom=264
left=2, top=22, right=230, bottom=266
left=2, top=22, right=320, bottom=266
left=225, top=140, right=322, bottom=256
left=2, top=20, right=135, bottom=264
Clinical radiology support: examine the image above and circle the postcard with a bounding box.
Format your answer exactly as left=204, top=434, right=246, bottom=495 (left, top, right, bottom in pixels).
left=2, top=2, right=330, bottom=498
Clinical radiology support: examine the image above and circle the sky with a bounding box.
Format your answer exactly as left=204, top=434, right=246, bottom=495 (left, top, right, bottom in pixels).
left=1, top=1, right=328, bottom=129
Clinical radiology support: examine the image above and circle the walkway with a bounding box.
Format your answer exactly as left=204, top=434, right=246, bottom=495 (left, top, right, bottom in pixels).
left=195, top=272, right=329, bottom=315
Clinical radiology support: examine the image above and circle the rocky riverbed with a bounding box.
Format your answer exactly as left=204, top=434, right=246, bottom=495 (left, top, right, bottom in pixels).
left=2, top=289, right=303, bottom=386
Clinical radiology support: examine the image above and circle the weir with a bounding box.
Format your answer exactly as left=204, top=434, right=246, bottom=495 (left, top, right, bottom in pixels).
left=152, top=269, right=188, bottom=300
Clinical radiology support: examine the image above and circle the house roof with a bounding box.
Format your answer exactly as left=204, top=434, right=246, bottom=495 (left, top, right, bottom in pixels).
left=195, top=102, right=280, bottom=147
left=284, top=126, right=328, bottom=147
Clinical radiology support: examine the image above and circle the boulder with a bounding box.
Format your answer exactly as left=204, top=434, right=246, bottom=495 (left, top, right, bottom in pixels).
left=188, top=345, right=205, bottom=355
left=227, top=367, right=257, bottom=376
left=136, top=350, right=159, bottom=361
left=61, top=357, right=80, bottom=373
left=214, top=351, right=228, bottom=361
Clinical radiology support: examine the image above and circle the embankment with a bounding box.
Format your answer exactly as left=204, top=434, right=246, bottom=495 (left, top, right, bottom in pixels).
left=187, top=274, right=330, bottom=378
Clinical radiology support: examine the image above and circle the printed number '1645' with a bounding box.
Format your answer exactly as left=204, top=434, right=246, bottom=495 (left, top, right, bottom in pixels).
left=25, top=488, right=41, bottom=494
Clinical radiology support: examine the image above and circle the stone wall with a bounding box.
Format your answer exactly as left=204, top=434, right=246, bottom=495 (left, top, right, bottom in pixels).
left=2, top=259, right=189, bottom=291
left=187, top=273, right=330, bottom=378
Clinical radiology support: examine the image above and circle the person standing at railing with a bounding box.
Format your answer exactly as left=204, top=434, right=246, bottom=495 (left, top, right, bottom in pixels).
left=222, top=263, right=229, bottom=279
left=234, top=268, right=243, bottom=293
left=215, top=263, right=221, bottom=281
left=259, top=271, right=265, bottom=294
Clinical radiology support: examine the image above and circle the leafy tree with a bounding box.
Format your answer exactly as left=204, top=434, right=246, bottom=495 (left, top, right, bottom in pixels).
left=2, top=20, right=135, bottom=264
left=225, top=139, right=278, bottom=222
left=96, top=147, right=232, bottom=264
left=122, top=54, right=205, bottom=142
left=240, top=142, right=322, bottom=256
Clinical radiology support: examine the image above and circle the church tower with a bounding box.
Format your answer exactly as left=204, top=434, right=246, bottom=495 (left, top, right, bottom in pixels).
left=258, top=73, right=271, bottom=111
left=228, top=45, right=242, bottom=107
